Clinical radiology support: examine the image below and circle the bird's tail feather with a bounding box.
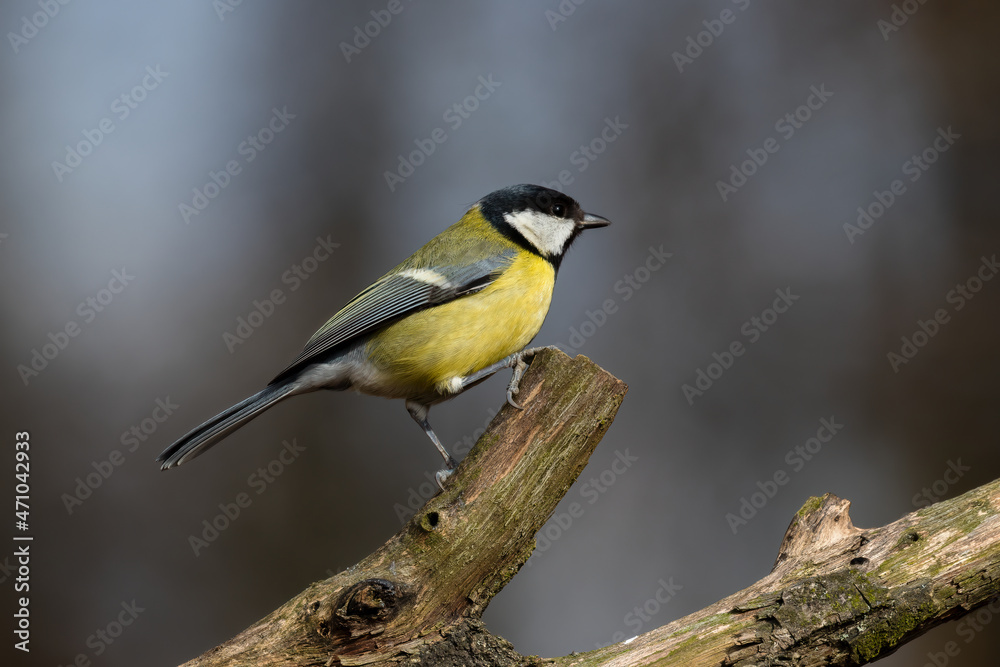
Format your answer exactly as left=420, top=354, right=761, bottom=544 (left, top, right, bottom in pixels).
left=156, top=383, right=297, bottom=470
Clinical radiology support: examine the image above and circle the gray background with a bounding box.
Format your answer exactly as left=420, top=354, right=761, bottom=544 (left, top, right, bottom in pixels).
left=1, top=1, right=998, bottom=665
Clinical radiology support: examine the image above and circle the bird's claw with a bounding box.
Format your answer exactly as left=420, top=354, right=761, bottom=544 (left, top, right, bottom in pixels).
left=506, top=387, right=523, bottom=410
left=505, top=356, right=528, bottom=409
left=505, top=347, right=545, bottom=409
left=435, top=467, right=454, bottom=491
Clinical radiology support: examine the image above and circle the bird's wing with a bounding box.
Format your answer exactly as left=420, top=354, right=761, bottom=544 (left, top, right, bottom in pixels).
left=271, top=252, right=516, bottom=381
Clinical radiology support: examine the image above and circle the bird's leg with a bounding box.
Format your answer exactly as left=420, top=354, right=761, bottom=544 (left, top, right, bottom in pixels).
left=457, top=345, right=557, bottom=410
left=411, top=347, right=555, bottom=489
left=406, top=400, right=457, bottom=490
left=503, top=346, right=553, bottom=409
left=457, top=354, right=520, bottom=389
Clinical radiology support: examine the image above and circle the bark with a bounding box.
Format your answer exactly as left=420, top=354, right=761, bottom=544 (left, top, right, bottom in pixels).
left=548, top=484, right=1000, bottom=666
left=183, top=349, right=628, bottom=666
left=181, top=349, right=1000, bottom=666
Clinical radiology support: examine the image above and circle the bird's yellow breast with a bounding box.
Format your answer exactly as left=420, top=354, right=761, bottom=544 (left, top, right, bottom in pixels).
left=365, top=252, right=555, bottom=397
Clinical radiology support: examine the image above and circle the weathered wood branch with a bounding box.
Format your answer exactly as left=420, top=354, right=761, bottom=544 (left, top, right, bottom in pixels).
left=183, top=349, right=628, bottom=666
left=181, top=350, right=1000, bottom=666
left=548, top=484, right=1000, bottom=666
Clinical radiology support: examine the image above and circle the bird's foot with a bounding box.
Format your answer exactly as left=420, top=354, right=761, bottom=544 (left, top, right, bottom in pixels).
left=434, top=455, right=458, bottom=490
left=505, top=346, right=555, bottom=409
left=435, top=467, right=453, bottom=491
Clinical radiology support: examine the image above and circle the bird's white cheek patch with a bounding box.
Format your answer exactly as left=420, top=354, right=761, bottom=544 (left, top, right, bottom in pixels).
left=504, top=210, right=574, bottom=257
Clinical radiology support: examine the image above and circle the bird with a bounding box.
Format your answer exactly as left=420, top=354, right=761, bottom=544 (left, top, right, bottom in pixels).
left=156, top=184, right=610, bottom=484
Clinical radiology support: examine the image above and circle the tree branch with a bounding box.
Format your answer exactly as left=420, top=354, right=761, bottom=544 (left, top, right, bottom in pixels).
left=548, top=485, right=1000, bottom=666
left=183, top=349, right=628, bottom=666
left=180, top=350, right=1000, bottom=666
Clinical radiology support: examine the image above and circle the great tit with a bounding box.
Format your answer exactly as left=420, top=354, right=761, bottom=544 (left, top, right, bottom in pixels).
left=157, top=184, right=610, bottom=481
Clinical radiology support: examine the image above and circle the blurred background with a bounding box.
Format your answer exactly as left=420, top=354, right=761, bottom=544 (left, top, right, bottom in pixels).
left=1, top=1, right=998, bottom=665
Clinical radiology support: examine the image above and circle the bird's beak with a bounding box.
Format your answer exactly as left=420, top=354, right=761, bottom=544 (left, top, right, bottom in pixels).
left=578, top=212, right=611, bottom=229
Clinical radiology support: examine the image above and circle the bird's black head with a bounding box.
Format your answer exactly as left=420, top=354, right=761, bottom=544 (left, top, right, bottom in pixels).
left=477, top=184, right=610, bottom=267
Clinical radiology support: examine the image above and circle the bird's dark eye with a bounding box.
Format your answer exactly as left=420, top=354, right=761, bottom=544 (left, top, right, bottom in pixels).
left=552, top=203, right=566, bottom=217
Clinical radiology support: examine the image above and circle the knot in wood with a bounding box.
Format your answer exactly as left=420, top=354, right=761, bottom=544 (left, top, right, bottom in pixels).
left=339, top=578, right=410, bottom=623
